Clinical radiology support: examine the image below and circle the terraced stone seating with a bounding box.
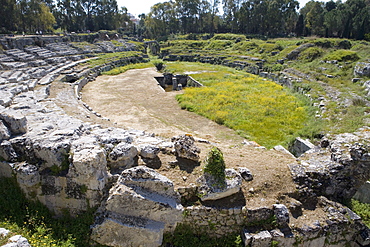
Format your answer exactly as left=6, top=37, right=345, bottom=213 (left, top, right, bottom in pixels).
left=0, top=54, right=15, bottom=62
left=45, top=43, right=80, bottom=56
left=4, top=49, right=36, bottom=61
left=24, top=46, right=57, bottom=58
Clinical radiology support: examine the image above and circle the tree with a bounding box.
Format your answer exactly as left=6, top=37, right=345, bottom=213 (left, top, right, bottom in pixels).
left=0, top=0, right=18, bottom=32
left=37, top=3, right=56, bottom=31
left=295, top=14, right=304, bottom=36
left=301, top=1, right=325, bottom=36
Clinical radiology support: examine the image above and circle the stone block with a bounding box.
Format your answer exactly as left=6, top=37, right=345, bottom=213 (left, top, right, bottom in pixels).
left=197, top=168, right=242, bottom=201
left=353, top=181, right=370, bottom=204
left=252, top=230, right=272, bottom=247
left=91, top=215, right=164, bottom=247
left=290, top=137, right=316, bottom=157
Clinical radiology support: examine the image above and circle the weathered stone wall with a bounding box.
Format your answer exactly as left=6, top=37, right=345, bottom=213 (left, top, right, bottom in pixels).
left=181, top=198, right=369, bottom=246
left=0, top=33, right=126, bottom=50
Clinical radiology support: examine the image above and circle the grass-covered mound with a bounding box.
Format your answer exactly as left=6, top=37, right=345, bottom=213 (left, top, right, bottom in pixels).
left=165, top=62, right=315, bottom=148
left=161, top=35, right=370, bottom=138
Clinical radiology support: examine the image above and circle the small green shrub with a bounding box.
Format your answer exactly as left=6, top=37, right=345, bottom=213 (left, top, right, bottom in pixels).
left=349, top=199, right=370, bottom=227
left=153, top=61, right=165, bottom=71
left=232, top=41, right=259, bottom=52
left=211, top=33, right=246, bottom=41
left=205, top=40, right=233, bottom=50
left=364, top=33, right=370, bottom=41
left=299, top=47, right=324, bottom=61
left=204, top=147, right=226, bottom=184
left=323, top=49, right=360, bottom=62
left=313, top=39, right=333, bottom=48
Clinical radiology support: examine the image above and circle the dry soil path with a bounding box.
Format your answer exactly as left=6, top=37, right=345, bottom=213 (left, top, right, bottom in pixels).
left=79, top=67, right=298, bottom=207
left=81, top=67, right=243, bottom=143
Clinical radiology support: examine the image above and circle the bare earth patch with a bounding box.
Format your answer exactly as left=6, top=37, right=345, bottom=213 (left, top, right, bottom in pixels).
left=80, top=67, right=299, bottom=208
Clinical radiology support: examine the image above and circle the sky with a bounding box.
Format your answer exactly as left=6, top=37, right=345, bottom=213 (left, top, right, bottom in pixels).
left=117, top=0, right=328, bottom=18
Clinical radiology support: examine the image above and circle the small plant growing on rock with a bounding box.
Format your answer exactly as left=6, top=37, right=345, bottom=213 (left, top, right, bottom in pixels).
left=204, top=147, right=226, bottom=184
left=153, top=61, right=165, bottom=71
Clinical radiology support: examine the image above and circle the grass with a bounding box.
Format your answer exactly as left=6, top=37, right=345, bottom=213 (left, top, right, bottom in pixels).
left=162, top=224, right=242, bottom=247
left=166, top=62, right=316, bottom=148
left=102, top=62, right=153, bottom=75
left=0, top=177, right=101, bottom=247
left=348, top=199, right=370, bottom=228
left=84, top=51, right=142, bottom=68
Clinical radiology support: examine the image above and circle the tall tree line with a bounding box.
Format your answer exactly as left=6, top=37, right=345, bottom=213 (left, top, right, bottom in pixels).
left=1, top=0, right=369, bottom=40
left=0, top=0, right=130, bottom=33
left=143, top=0, right=370, bottom=40
left=298, top=0, right=370, bottom=40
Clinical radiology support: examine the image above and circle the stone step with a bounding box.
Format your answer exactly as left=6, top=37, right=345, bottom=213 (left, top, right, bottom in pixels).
left=106, top=183, right=182, bottom=227
left=91, top=213, right=164, bottom=247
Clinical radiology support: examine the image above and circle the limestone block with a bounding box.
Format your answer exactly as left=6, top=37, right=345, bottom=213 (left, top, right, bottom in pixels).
left=172, top=135, right=200, bottom=161
left=273, top=204, right=290, bottom=227
left=353, top=181, right=370, bottom=204
left=301, top=236, right=326, bottom=247
left=69, top=147, right=108, bottom=191
left=273, top=145, right=295, bottom=158
left=32, top=139, right=71, bottom=168
left=139, top=145, right=160, bottom=159
left=355, top=228, right=370, bottom=246
left=0, top=228, right=10, bottom=237
left=0, top=111, right=27, bottom=134
left=91, top=214, right=164, bottom=247
left=0, top=161, right=13, bottom=177
left=119, top=166, right=180, bottom=199
left=2, top=234, right=31, bottom=247
left=15, top=163, right=40, bottom=187
left=0, top=120, right=11, bottom=140
left=270, top=229, right=296, bottom=246
left=197, top=168, right=242, bottom=201
left=107, top=142, right=138, bottom=173
left=0, top=91, right=13, bottom=107
left=0, top=140, right=17, bottom=161
left=354, top=62, right=370, bottom=77
left=286, top=43, right=314, bottom=60
left=290, top=137, right=315, bottom=157
left=252, top=231, right=272, bottom=247
left=238, top=167, right=253, bottom=181
left=105, top=183, right=182, bottom=228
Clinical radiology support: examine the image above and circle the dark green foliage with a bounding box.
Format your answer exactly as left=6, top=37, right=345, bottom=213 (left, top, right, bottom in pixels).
left=347, top=199, right=370, bottom=227
left=162, top=224, right=243, bottom=247
left=153, top=61, right=165, bottom=71
left=204, top=147, right=226, bottom=184
left=0, top=177, right=100, bottom=246
left=323, top=50, right=360, bottom=62
left=299, top=47, right=324, bottom=61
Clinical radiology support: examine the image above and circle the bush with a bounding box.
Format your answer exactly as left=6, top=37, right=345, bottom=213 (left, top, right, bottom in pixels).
left=204, top=147, right=226, bottom=183
left=323, top=49, right=360, bottom=62
left=313, top=39, right=333, bottom=48
left=205, top=40, right=233, bottom=50
left=349, top=199, right=370, bottom=227
left=365, top=33, right=370, bottom=41
left=211, top=33, right=246, bottom=41
left=299, top=47, right=324, bottom=61
left=153, top=60, right=165, bottom=71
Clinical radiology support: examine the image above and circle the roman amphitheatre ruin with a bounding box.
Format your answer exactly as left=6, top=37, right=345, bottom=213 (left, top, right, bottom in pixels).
left=0, top=33, right=369, bottom=246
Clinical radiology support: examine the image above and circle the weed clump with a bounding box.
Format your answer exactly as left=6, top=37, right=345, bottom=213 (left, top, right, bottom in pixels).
left=323, top=49, right=360, bottom=62
left=204, top=147, right=226, bottom=184
left=299, top=47, right=324, bottom=61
